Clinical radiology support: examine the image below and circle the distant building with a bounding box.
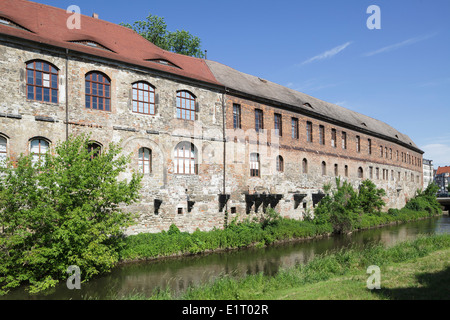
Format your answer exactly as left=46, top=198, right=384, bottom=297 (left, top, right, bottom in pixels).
left=423, top=159, right=434, bottom=188
left=435, top=166, right=450, bottom=196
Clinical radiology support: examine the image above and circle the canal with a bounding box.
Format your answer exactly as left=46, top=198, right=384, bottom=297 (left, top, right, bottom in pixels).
left=3, top=215, right=450, bottom=300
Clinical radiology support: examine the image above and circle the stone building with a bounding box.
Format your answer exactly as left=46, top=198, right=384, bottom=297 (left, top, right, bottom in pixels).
left=0, top=0, right=424, bottom=234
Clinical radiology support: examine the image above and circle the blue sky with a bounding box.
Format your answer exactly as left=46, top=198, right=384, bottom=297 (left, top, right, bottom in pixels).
left=35, top=0, right=450, bottom=169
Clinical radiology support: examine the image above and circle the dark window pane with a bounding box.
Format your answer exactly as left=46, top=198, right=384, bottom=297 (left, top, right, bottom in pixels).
left=105, top=99, right=110, bottom=111
left=51, top=90, right=57, bottom=103
left=27, top=85, right=34, bottom=99
left=105, top=85, right=110, bottom=97
left=43, top=63, right=50, bottom=72
left=35, top=72, right=42, bottom=86
left=99, top=98, right=104, bottom=110
left=92, top=73, right=97, bottom=81
left=51, top=74, right=57, bottom=88
left=35, top=62, right=42, bottom=71
left=92, top=96, right=97, bottom=109
left=86, top=96, right=90, bottom=109
left=27, top=70, right=34, bottom=84
left=36, top=87, right=42, bottom=100
left=43, top=88, right=50, bottom=102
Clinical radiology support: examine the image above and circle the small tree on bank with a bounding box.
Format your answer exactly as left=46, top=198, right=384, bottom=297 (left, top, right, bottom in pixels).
left=0, top=134, right=142, bottom=294
left=313, top=178, right=386, bottom=234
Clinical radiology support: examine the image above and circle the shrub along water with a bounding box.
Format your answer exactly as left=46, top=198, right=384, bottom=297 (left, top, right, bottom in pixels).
left=312, top=179, right=442, bottom=234
left=120, top=180, right=443, bottom=262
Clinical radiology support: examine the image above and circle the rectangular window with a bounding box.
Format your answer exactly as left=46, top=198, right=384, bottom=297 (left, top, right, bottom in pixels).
left=369, top=166, right=373, bottom=179
left=319, top=125, right=325, bottom=145
left=380, top=146, right=383, bottom=158
left=274, top=113, right=282, bottom=136
left=291, top=117, right=299, bottom=139
left=255, top=109, right=264, bottom=132
left=356, top=136, right=361, bottom=153
left=368, top=139, right=372, bottom=155
left=233, top=104, right=241, bottom=129
left=376, top=167, right=379, bottom=179
left=342, top=132, right=347, bottom=149
left=306, top=121, right=313, bottom=142
left=331, top=129, right=336, bottom=148
left=250, top=153, right=260, bottom=177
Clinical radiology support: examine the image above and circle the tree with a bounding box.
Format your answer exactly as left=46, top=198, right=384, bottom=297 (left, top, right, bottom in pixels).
left=121, top=13, right=205, bottom=58
left=0, top=134, right=142, bottom=294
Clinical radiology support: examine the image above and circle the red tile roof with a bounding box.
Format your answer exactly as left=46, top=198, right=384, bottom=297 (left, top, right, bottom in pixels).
left=0, top=0, right=221, bottom=86
left=436, top=166, right=450, bottom=175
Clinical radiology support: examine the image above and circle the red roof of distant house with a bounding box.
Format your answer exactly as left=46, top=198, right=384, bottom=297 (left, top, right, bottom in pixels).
left=436, top=166, right=450, bottom=175
left=0, top=0, right=221, bottom=86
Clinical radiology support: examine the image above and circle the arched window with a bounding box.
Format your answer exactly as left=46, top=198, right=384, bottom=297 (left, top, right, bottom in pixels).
left=132, top=82, right=155, bottom=115
left=250, top=153, right=260, bottom=177
left=0, top=136, right=7, bottom=165
left=26, top=60, right=58, bottom=103
left=174, top=142, right=197, bottom=175
left=138, top=147, right=152, bottom=174
left=344, top=165, right=349, bottom=177
left=176, top=90, right=196, bottom=121
left=302, top=158, right=308, bottom=174
left=334, top=164, right=338, bottom=176
left=276, top=155, right=284, bottom=172
left=30, top=138, right=49, bottom=165
left=358, top=167, right=364, bottom=179
left=87, top=142, right=102, bottom=159
left=321, top=161, right=326, bottom=176
left=85, top=71, right=111, bottom=111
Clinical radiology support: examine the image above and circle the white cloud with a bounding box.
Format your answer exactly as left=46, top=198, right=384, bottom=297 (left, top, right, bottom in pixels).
left=364, top=33, right=437, bottom=57
left=300, top=41, right=352, bottom=65
left=420, top=143, right=450, bottom=169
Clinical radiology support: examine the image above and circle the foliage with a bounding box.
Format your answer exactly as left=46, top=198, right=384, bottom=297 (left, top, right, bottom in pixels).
left=121, top=13, right=205, bottom=58
left=0, top=134, right=142, bottom=294
left=405, top=183, right=441, bottom=215
left=313, top=178, right=366, bottom=234
left=358, top=179, right=386, bottom=214
left=313, top=177, right=441, bottom=234
left=119, top=217, right=333, bottom=261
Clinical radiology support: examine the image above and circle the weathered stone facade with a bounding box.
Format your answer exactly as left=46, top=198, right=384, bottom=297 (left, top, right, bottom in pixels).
left=0, top=1, right=424, bottom=235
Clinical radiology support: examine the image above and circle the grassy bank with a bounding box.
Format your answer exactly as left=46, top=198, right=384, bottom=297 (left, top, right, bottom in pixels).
left=118, top=209, right=440, bottom=262
left=122, top=233, right=450, bottom=300
left=119, top=181, right=442, bottom=263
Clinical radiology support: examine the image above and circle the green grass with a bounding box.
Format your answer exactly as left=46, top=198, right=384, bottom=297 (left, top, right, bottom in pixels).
left=118, top=209, right=440, bottom=263
left=120, top=233, right=450, bottom=300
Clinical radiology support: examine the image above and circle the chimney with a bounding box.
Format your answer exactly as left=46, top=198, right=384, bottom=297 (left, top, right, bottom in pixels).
left=92, top=13, right=99, bottom=19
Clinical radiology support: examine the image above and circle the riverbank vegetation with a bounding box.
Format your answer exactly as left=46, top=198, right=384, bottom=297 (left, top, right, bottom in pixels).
left=123, top=233, right=450, bottom=300
left=0, top=134, right=142, bottom=295
left=119, top=180, right=442, bottom=262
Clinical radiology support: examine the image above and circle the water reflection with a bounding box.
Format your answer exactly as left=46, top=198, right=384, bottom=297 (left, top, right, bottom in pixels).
left=3, top=215, right=450, bottom=300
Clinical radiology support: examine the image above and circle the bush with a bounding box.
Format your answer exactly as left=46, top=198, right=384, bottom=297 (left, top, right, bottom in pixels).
left=0, top=134, right=142, bottom=294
